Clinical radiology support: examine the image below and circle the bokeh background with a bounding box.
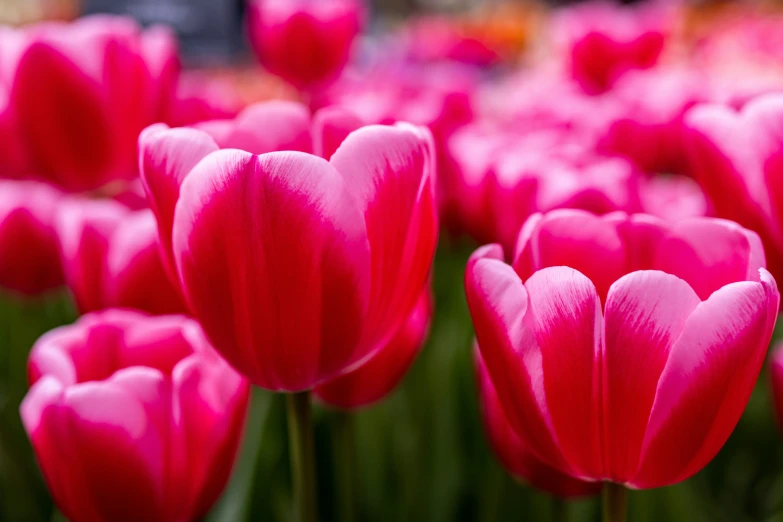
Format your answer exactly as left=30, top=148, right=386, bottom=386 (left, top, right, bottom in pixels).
left=3, top=0, right=783, bottom=521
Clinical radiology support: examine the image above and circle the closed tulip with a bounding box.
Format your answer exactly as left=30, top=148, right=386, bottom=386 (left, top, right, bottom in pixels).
left=476, top=349, right=600, bottom=498
left=465, top=209, right=778, bottom=489
left=0, top=180, right=64, bottom=296
left=139, top=107, right=437, bottom=391
left=246, top=0, right=364, bottom=90
left=0, top=16, right=178, bottom=191
left=315, top=289, right=432, bottom=409
left=21, top=309, right=249, bottom=522
left=685, top=94, right=783, bottom=284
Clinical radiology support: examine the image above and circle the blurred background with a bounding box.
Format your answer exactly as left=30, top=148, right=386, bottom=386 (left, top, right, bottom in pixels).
left=3, top=0, right=783, bottom=521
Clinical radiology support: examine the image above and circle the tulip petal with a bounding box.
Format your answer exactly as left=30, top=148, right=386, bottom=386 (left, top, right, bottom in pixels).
left=173, top=150, right=370, bottom=390
left=139, top=123, right=220, bottom=271
left=602, top=270, right=700, bottom=483
left=330, top=124, right=438, bottom=350
left=522, top=266, right=604, bottom=479
left=312, top=106, right=364, bottom=160
left=195, top=101, right=312, bottom=155
left=465, top=245, right=570, bottom=474
left=512, top=209, right=625, bottom=302
left=654, top=218, right=766, bottom=299
left=633, top=270, right=779, bottom=488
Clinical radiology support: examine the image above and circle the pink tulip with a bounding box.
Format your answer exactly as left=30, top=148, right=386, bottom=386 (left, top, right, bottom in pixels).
left=315, top=289, right=432, bottom=409
left=0, top=16, right=179, bottom=192
left=21, top=309, right=249, bottom=522
left=56, top=198, right=184, bottom=315
left=554, top=1, right=669, bottom=94
left=476, top=349, right=600, bottom=498
left=0, top=180, right=64, bottom=296
left=445, top=123, right=639, bottom=248
left=685, top=94, right=783, bottom=284
left=465, top=209, right=779, bottom=488
left=105, top=209, right=188, bottom=315
left=246, top=0, right=364, bottom=90
left=164, top=71, right=243, bottom=128
left=139, top=101, right=363, bottom=277
left=598, top=69, right=710, bottom=175
left=56, top=198, right=130, bottom=313
left=140, top=108, right=437, bottom=391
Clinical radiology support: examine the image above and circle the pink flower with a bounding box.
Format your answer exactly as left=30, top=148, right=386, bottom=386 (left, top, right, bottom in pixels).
left=315, top=289, right=432, bottom=409
left=475, top=349, right=600, bottom=498
left=554, top=1, right=669, bottom=94
left=139, top=101, right=364, bottom=277
left=104, top=209, right=188, bottom=315
left=246, top=0, right=364, bottom=90
left=685, top=94, right=783, bottom=284
left=21, top=310, right=249, bottom=522
left=445, top=123, right=639, bottom=248
left=0, top=16, right=179, bottom=191
left=139, top=106, right=437, bottom=391
left=164, top=71, right=243, bottom=128
left=56, top=198, right=184, bottom=315
left=465, top=209, right=779, bottom=488
left=0, top=180, right=64, bottom=296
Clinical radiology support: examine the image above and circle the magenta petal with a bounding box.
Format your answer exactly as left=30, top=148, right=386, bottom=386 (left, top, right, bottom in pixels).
left=138, top=123, right=220, bottom=271
left=56, top=198, right=130, bottom=313
left=633, top=270, right=779, bottom=488
left=196, top=101, right=313, bottom=155
left=465, top=246, right=570, bottom=475
left=315, top=289, right=432, bottom=409
left=654, top=218, right=767, bottom=300
left=602, top=270, right=700, bottom=483
left=105, top=209, right=187, bottom=315
left=173, top=355, right=249, bottom=519
left=312, top=106, right=364, bottom=160
left=475, top=350, right=601, bottom=498
left=330, top=124, right=438, bottom=351
left=512, top=209, right=625, bottom=303
left=522, top=266, right=604, bottom=479
left=59, top=373, right=170, bottom=521
left=173, top=150, right=371, bottom=391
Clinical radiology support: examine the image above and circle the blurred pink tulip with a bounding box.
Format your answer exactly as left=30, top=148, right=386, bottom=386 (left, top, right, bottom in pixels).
left=247, top=0, right=364, bottom=90
left=55, top=199, right=184, bottom=315
left=315, top=290, right=432, bottom=409
left=21, top=310, right=249, bottom=522
left=466, top=209, right=779, bottom=488
left=140, top=106, right=437, bottom=391
left=164, top=71, right=243, bottom=128
left=0, top=180, right=64, bottom=296
left=554, top=1, right=669, bottom=94
left=0, top=16, right=179, bottom=191
left=475, top=349, right=601, bottom=498
left=104, top=209, right=188, bottom=315
left=445, top=123, right=639, bottom=247
left=685, top=94, right=783, bottom=283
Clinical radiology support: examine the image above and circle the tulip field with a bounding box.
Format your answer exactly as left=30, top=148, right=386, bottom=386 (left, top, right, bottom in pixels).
left=3, top=1, right=783, bottom=521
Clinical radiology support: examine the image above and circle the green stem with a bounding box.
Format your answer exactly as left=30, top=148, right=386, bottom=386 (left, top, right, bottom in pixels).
left=551, top=497, right=568, bottom=522
left=287, top=392, right=318, bottom=522
left=333, top=412, right=356, bottom=522
left=602, top=482, right=627, bottom=522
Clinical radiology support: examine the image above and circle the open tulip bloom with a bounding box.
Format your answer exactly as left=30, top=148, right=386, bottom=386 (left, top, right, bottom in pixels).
left=20, top=310, right=249, bottom=522
left=138, top=100, right=438, bottom=521
left=465, top=209, right=779, bottom=519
